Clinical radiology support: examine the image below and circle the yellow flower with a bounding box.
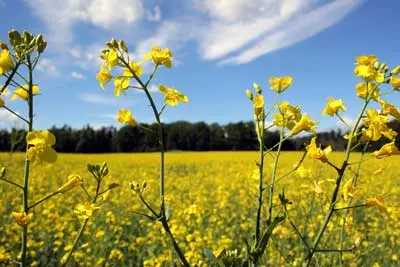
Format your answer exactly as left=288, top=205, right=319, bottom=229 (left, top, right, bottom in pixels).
left=114, top=76, right=130, bottom=97
left=58, top=175, right=83, bottom=193
left=0, top=49, right=14, bottom=75
left=273, top=101, right=301, bottom=129
left=355, top=82, right=380, bottom=101
left=26, top=130, right=57, bottom=164
left=355, top=55, right=377, bottom=65
left=354, top=55, right=383, bottom=82
left=360, top=109, right=396, bottom=142
left=11, top=85, right=40, bottom=101
left=117, top=109, right=137, bottom=127
left=159, top=84, right=188, bottom=106
left=322, top=97, right=346, bottom=116
left=366, top=196, right=388, bottom=213
left=372, top=142, right=400, bottom=159
left=104, top=49, right=119, bottom=68
left=306, top=137, right=332, bottom=163
left=11, top=212, right=32, bottom=227
left=291, top=114, right=316, bottom=136
left=144, top=46, right=173, bottom=68
left=380, top=100, right=400, bottom=120
left=74, top=202, right=100, bottom=220
left=390, top=76, right=400, bottom=88
left=253, top=94, right=264, bottom=121
left=269, top=76, right=293, bottom=93
left=123, top=61, right=143, bottom=78
left=96, top=66, right=112, bottom=90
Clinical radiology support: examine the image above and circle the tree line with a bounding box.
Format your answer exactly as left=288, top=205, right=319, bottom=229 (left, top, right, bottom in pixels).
left=0, top=120, right=399, bottom=153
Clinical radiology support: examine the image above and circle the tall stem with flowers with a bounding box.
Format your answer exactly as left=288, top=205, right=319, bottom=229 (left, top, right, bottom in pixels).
left=96, top=38, right=190, bottom=266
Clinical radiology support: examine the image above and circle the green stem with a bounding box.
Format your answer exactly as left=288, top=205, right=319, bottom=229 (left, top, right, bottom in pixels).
left=122, top=59, right=189, bottom=266
left=306, top=89, right=371, bottom=266
left=267, top=126, right=284, bottom=225
left=255, top=120, right=265, bottom=244
left=0, top=62, right=21, bottom=95
left=335, top=113, right=351, bottom=129
left=21, top=56, right=34, bottom=267
left=62, top=218, right=89, bottom=266
left=2, top=105, right=29, bottom=124
left=0, top=177, right=24, bottom=189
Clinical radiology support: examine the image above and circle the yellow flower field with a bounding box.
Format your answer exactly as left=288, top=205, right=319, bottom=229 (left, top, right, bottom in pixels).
left=1, top=151, right=399, bottom=266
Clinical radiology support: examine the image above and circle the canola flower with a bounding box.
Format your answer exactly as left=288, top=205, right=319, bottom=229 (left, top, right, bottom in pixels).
left=322, top=97, right=347, bottom=116
left=11, top=85, right=40, bottom=101
left=159, top=84, right=189, bottom=106
left=144, top=46, right=173, bottom=68
left=0, top=49, right=14, bottom=75
left=26, top=130, right=57, bottom=164
left=117, top=109, right=137, bottom=127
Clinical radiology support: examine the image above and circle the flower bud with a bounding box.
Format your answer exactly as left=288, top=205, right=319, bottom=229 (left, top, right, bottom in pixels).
left=58, top=175, right=83, bottom=193
left=118, top=40, right=128, bottom=53
left=23, top=31, right=33, bottom=44
left=253, top=83, right=262, bottom=94
left=245, top=89, right=253, bottom=101
left=37, top=40, right=47, bottom=53
left=373, top=61, right=380, bottom=70
left=0, top=167, right=5, bottom=177
left=8, top=29, right=22, bottom=47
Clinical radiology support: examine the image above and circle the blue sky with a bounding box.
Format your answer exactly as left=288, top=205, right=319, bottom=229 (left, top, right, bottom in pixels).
left=0, top=0, right=399, bottom=132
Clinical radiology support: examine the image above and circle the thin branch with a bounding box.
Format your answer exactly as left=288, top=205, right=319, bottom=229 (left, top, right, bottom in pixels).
left=2, top=105, right=29, bottom=124
left=334, top=204, right=366, bottom=211
left=28, top=191, right=60, bottom=211
left=0, top=177, right=24, bottom=189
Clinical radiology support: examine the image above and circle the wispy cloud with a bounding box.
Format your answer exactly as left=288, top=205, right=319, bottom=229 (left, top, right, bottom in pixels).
left=79, top=93, right=131, bottom=106
left=0, top=110, right=22, bottom=129
left=219, top=0, right=363, bottom=65
left=71, top=71, right=86, bottom=80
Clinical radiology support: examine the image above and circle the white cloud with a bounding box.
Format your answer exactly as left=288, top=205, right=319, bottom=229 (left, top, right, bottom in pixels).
left=36, top=58, right=59, bottom=75
left=0, top=110, right=21, bottom=129
left=134, top=84, right=159, bottom=93
left=71, top=71, right=86, bottom=80
left=79, top=93, right=131, bottom=106
left=219, top=0, right=363, bottom=65
left=25, top=0, right=145, bottom=46
left=146, top=5, right=162, bottom=22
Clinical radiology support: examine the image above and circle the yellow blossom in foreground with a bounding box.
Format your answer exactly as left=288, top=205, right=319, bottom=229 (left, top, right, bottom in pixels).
left=74, top=202, right=100, bottom=220
left=96, top=66, right=112, bottom=90
left=11, top=212, right=32, bottom=227
left=291, top=114, right=316, bottom=136
left=0, top=49, right=14, bottom=75
left=159, top=84, right=188, bottom=106
left=306, top=137, right=332, bottom=163
left=269, top=76, right=293, bottom=93
left=117, top=109, right=137, bottom=127
left=355, top=82, right=380, bottom=101
left=114, top=76, right=130, bottom=97
left=354, top=55, right=384, bottom=82
left=366, top=196, right=388, bottom=213
left=372, top=142, right=400, bottom=159
left=26, top=130, right=57, bottom=164
left=11, top=85, right=40, bottom=101
left=58, top=175, right=83, bottom=193
left=253, top=94, right=264, bottom=121
left=103, top=49, right=119, bottom=68
left=144, top=46, right=173, bottom=68
left=380, top=100, right=400, bottom=120
left=360, top=109, right=397, bottom=142
left=322, top=97, right=346, bottom=116
left=123, top=61, right=143, bottom=78
left=390, top=76, right=400, bottom=88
